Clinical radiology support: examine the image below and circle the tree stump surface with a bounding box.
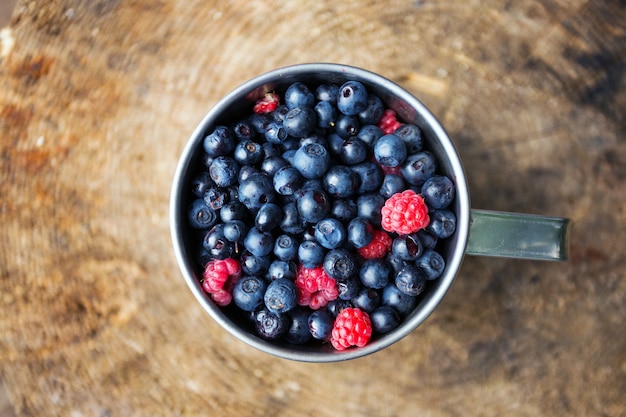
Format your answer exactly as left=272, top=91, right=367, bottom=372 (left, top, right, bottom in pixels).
left=1, top=1, right=625, bottom=416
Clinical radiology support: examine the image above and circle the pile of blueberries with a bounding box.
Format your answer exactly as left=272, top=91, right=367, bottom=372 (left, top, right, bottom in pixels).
left=185, top=79, right=456, bottom=348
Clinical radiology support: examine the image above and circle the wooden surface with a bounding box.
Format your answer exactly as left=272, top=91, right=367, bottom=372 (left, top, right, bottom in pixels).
left=1, top=1, right=625, bottom=416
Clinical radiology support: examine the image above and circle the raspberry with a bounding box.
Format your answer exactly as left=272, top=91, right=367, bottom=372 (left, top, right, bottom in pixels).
left=378, top=109, right=403, bottom=134
left=295, top=264, right=338, bottom=310
left=381, top=190, right=430, bottom=235
left=330, top=307, right=373, bottom=350
left=357, top=230, right=392, bottom=259
left=202, top=258, right=241, bottom=306
left=253, top=92, right=280, bottom=114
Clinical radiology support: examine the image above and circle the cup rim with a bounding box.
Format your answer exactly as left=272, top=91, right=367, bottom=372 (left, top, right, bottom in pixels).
left=170, top=63, right=470, bottom=362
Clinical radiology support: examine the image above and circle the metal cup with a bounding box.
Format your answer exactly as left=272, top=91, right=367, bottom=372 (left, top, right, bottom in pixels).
left=170, top=63, right=569, bottom=362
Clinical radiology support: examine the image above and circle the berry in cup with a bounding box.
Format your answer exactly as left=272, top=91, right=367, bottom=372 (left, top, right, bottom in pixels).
left=185, top=79, right=457, bottom=351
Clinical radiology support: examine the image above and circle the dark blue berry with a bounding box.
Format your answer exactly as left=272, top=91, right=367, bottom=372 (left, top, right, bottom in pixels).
left=283, top=106, right=317, bottom=138
left=273, top=234, right=299, bottom=261
left=356, top=124, right=384, bottom=148
left=358, top=94, right=384, bottom=125
left=340, top=136, right=368, bottom=165
left=244, top=226, right=274, bottom=257
left=421, top=175, right=455, bottom=209
left=203, top=186, right=230, bottom=210
left=191, top=171, right=215, bottom=198
left=314, top=218, right=347, bottom=250
left=209, top=156, right=240, bottom=187
left=416, top=248, right=446, bottom=280
left=282, top=149, right=297, bottom=166
left=357, top=193, right=385, bottom=227
left=337, top=80, right=369, bottom=116
left=323, top=248, right=357, bottom=281
left=370, top=305, right=400, bottom=334
left=392, top=233, right=424, bottom=261
left=187, top=199, right=218, bottom=229
left=330, top=199, right=358, bottom=223
left=351, top=288, right=380, bottom=313
left=351, top=161, right=383, bottom=194
left=308, top=309, right=334, bottom=340
left=293, top=143, right=330, bottom=179
left=380, top=174, right=405, bottom=198
left=233, top=275, right=267, bottom=312
left=248, top=113, right=271, bottom=134
left=271, top=104, right=290, bottom=122
left=393, top=123, right=423, bottom=153
left=323, top=165, right=360, bottom=198
left=416, top=229, right=438, bottom=249
left=233, top=140, right=264, bottom=165
left=382, top=283, right=418, bottom=317
left=264, top=278, right=297, bottom=314
left=203, top=125, right=235, bottom=156
left=237, top=165, right=259, bottom=183
left=347, top=217, right=374, bottom=248
left=360, top=259, right=391, bottom=289
left=296, top=188, right=330, bottom=223
left=231, top=119, right=256, bottom=141
left=315, top=83, right=339, bottom=103
left=374, top=134, right=407, bottom=167
left=272, top=166, right=302, bottom=196
left=285, top=82, right=315, bottom=109
left=327, top=299, right=353, bottom=316
left=280, top=202, right=306, bottom=234
left=385, top=253, right=408, bottom=275
left=401, top=151, right=436, bottom=186
left=261, top=155, right=289, bottom=177
left=284, top=308, right=312, bottom=345
left=334, top=113, right=360, bottom=139
left=219, top=201, right=248, bottom=223
left=299, top=132, right=328, bottom=148
left=395, top=265, right=427, bottom=297
left=238, top=172, right=276, bottom=212
left=240, top=250, right=270, bottom=275
left=327, top=132, right=344, bottom=157
left=314, top=100, right=337, bottom=128
left=254, top=202, right=282, bottom=232
left=264, top=120, right=288, bottom=144
left=298, top=240, right=326, bottom=269
left=202, top=224, right=234, bottom=260
left=255, top=308, right=288, bottom=340
left=222, top=220, right=248, bottom=243
left=337, top=277, right=360, bottom=301
left=267, top=260, right=297, bottom=281
left=426, top=209, right=457, bottom=239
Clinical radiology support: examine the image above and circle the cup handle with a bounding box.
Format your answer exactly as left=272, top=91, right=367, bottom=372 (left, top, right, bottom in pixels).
left=465, top=209, right=570, bottom=261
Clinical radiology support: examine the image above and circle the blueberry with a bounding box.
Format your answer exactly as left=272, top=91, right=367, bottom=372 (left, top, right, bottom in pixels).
left=380, top=174, right=405, bottom=198
left=421, top=175, right=455, bottom=209
left=244, top=226, right=274, bottom=257
left=356, top=124, right=384, bottom=148
left=223, top=220, right=248, bottom=243
left=231, top=119, right=256, bottom=141
left=337, top=80, right=369, bottom=116
left=187, top=199, right=218, bottom=229
left=283, top=106, right=317, bottom=138
left=315, top=83, right=339, bottom=103
left=254, top=202, right=282, bottom=232
left=386, top=253, right=408, bottom=275
left=285, top=82, right=315, bottom=109
left=416, top=248, right=446, bottom=280
left=426, top=209, right=457, bottom=239
left=327, top=132, right=345, bottom=157
left=357, top=193, right=385, bottom=227
left=203, top=186, right=230, bottom=210
left=293, top=143, right=330, bottom=179
left=328, top=201, right=356, bottom=225
left=202, top=224, right=234, bottom=259
left=203, top=125, right=235, bottom=156
left=248, top=113, right=271, bottom=134
left=322, top=165, right=360, bottom=199
left=360, top=259, right=391, bottom=289
left=393, top=123, right=423, bottom=153
left=337, top=277, right=360, bottom=301
left=264, top=120, right=288, bottom=144
left=308, top=309, right=334, bottom=340
left=238, top=165, right=259, bottom=183
left=296, top=188, right=330, bottom=223
left=262, top=142, right=281, bottom=158
left=255, top=308, right=288, bottom=340
left=238, top=172, right=276, bottom=212
left=284, top=308, right=312, bottom=345
left=340, top=136, right=368, bottom=165
left=334, top=113, right=360, bottom=138
left=374, top=134, right=407, bottom=167
left=280, top=202, right=306, bottom=234
left=351, top=288, right=380, bottom=313
left=395, top=265, right=427, bottom=297
left=271, top=104, right=290, bottom=122
left=209, top=156, right=240, bottom=188
left=314, top=218, right=347, bottom=250
left=401, top=151, right=437, bottom=186
left=392, top=233, right=424, bottom=261
left=219, top=201, right=248, bottom=223
left=273, top=166, right=302, bottom=196
left=347, top=217, right=374, bottom=248
left=314, top=100, right=337, bottom=128
left=299, top=132, right=328, bottom=149
left=240, top=250, right=270, bottom=275
left=264, top=278, right=298, bottom=314
left=351, top=161, right=383, bottom=194
left=267, top=260, right=297, bottom=281
left=233, top=275, right=267, bottom=312
left=358, top=94, right=384, bottom=125
left=327, top=299, right=353, bottom=317
left=233, top=140, right=264, bottom=165
left=190, top=171, right=216, bottom=198
left=298, top=240, right=326, bottom=268
left=370, top=306, right=400, bottom=334
left=282, top=149, right=297, bottom=166
left=416, top=229, right=438, bottom=249
left=382, top=283, right=418, bottom=317
left=273, top=234, right=299, bottom=261
left=323, top=248, right=357, bottom=280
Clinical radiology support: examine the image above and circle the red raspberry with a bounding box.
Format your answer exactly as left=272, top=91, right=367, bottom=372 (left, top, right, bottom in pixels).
left=381, top=190, right=430, bottom=235
left=378, top=109, right=403, bottom=134
left=253, top=92, right=280, bottom=114
left=330, top=307, right=373, bottom=350
left=202, top=258, right=241, bottom=306
left=357, top=230, right=392, bottom=259
left=295, top=264, right=338, bottom=310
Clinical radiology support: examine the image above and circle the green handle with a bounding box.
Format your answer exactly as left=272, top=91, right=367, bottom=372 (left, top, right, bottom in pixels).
left=466, top=210, right=570, bottom=261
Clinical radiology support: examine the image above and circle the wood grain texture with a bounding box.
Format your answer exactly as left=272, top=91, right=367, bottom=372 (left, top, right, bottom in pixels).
left=1, top=0, right=625, bottom=416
